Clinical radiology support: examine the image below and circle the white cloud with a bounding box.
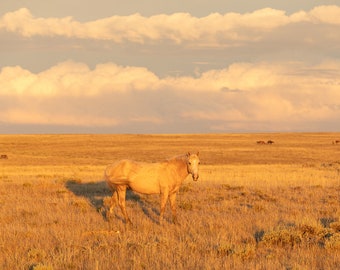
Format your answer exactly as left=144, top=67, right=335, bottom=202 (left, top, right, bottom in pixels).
left=1, top=60, right=339, bottom=132
left=309, top=5, right=340, bottom=25
left=1, top=6, right=339, bottom=47
left=0, top=61, right=160, bottom=96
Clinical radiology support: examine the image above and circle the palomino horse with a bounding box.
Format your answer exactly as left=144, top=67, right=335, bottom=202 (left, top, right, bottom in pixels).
left=104, top=152, right=200, bottom=225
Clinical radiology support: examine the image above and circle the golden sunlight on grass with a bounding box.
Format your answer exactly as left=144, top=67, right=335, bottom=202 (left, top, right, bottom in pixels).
left=0, top=134, right=339, bottom=269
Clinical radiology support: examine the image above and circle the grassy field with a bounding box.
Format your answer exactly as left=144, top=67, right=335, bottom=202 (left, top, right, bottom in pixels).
left=0, top=133, right=339, bottom=269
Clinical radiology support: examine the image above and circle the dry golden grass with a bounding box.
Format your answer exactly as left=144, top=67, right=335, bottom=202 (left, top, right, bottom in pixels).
left=0, top=133, right=339, bottom=269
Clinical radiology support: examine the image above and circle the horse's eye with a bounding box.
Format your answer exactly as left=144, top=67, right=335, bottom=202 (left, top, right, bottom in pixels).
left=188, top=162, right=191, bottom=165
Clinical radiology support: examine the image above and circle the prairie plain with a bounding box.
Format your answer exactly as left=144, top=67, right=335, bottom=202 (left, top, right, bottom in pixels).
left=0, top=133, right=339, bottom=270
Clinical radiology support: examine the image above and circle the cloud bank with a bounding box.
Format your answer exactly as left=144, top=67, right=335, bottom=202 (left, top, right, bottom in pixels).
left=1, top=60, right=339, bottom=132
left=1, top=6, right=340, bottom=46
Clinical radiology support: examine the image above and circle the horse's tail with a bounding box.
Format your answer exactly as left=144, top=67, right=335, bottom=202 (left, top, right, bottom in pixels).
left=103, top=165, right=112, bottom=189
left=104, top=164, right=118, bottom=192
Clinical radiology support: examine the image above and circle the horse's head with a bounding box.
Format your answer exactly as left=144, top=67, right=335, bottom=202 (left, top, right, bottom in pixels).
left=186, top=152, right=200, bottom=181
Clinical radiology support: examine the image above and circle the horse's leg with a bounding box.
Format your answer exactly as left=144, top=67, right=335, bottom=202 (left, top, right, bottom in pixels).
left=159, top=189, right=169, bottom=225
left=169, top=192, right=178, bottom=225
left=116, top=185, right=132, bottom=225
left=106, top=190, right=118, bottom=219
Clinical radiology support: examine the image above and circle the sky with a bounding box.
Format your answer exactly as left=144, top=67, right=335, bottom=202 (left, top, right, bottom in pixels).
left=0, top=1, right=340, bottom=134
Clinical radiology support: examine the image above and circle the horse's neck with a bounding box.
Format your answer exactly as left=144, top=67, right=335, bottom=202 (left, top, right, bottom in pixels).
left=168, top=155, right=188, bottom=179
left=168, top=155, right=187, bottom=165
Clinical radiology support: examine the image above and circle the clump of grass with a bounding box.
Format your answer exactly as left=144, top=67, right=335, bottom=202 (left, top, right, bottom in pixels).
left=330, top=222, right=340, bottom=232
left=298, top=224, right=332, bottom=247
left=257, top=223, right=340, bottom=251
left=261, top=229, right=302, bottom=247
left=325, top=233, right=340, bottom=250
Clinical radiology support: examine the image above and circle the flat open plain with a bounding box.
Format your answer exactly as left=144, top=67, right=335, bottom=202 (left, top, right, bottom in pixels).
left=0, top=133, right=339, bottom=269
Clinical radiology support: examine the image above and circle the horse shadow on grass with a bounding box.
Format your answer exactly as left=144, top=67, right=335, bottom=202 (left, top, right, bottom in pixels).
left=65, top=180, right=160, bottom=224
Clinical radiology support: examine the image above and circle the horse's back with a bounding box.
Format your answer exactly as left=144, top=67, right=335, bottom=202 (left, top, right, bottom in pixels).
left=105, top=159, right=164, bottom=194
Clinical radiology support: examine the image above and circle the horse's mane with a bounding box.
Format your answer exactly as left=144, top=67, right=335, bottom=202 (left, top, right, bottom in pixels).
left=166, top=154, right=187, bottom=164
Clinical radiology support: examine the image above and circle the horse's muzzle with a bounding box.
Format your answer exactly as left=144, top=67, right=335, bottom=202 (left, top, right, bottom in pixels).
left=192, top=174, right=199, bottom=181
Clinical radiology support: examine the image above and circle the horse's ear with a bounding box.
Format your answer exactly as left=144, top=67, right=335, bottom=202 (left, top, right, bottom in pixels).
left=187, top=152, right=191, bottom=157
left=196, top=151, right=199, bottom=157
